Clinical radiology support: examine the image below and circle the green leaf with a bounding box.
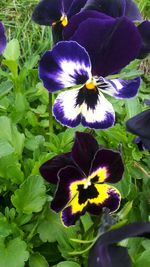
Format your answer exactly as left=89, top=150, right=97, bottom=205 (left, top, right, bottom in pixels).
left=80, top=213, right=93, bottom=232
left=0, top=215, right=12, bottom=237
left=134, top=249, right=150, bottom=267
left=125, top=97, right=142, bottom=118
left=37, top=208, right=80, bottom=257
left=56, top=261, right=80, bottom=267
left=3, top=39, right=20, bottom=61
left=115, top=166, right=131, bottom=198
left=29, top=253, right=49, bottom=267
left=0, top=154, right=24, bottom=184
left=0, top=116, right=25, bottom=156
left=0, top=237, right=29, bottom=267
left=0, top=81, right=13, bottom=97
left=0, top=139, right=14, bottom=158
left=11, top=175, right=46, bottom=214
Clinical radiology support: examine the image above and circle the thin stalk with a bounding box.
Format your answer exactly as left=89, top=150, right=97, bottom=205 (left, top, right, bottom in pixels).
left=48, top=93, right=53, bottom=142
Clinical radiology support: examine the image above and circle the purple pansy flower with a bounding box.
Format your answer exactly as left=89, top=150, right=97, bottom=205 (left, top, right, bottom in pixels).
left=32, top=0, right=87, bottom=43
left=39, top=41, right=140, bottom=129
left=63, top=12, right=142, bottom=76
left=126, top=109, right=150, bottom=150
left=40, top=132, right=124, bottom=226
left=0, top=22, right=6, bottom=55
left=89, top=222, right=150, bottom=267
left=81, top=0, right=150, bottom=59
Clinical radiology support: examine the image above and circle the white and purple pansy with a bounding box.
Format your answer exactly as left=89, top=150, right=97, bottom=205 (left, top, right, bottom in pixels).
left=39, top=41, right=141, bottom=129
left=0, top=22, right=6, bottom=55
left=40, top=132, right=124, bottom=227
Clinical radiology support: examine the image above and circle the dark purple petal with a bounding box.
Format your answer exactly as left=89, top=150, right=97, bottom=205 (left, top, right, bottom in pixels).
left=53, top=88, right=115, bottom=129
left=39, top=152, right=74, bottom=184
left=67, top=16, right=142, bottom=76
left=32, top=0, right=64, bottom=25
left=39, top=41, right=91, bottom=92
left=51, top=166, right=84, bottom=212
left=99, top=222, right=150, bottom=245
left=83, top=0, right=142, bottom=21
left=89, top=244, right=131, bottom=267
left=83, top=0, right=125, bottom=18
left=137, top=21, right=150, bottom=59
left=63, top=0, right=74, bottom=13
left=140, top=137, right=150, bottom=150
left=89, top=222, right=150, bottom=267
left=67, top=0, right=87, bottom=18
left=125, top=0, right=142, bottom=20
left=126, top=109, right=150, bottom=139
left=63, top=10, right=113, bottom=40
left=0, top=22, right=6, bottom=55
left=99, top=77, right=141, bottom=99
left=71, top=132, right=99, bottom=176
left=90, top=149, right=124, bottom=183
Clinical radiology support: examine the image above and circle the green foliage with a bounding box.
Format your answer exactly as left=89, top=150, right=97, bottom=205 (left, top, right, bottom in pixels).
left=0, top=237, right=29, bottom=267
left=11, top=175, right=47, bottom=214
left=29, top=253, right=49, bottom=267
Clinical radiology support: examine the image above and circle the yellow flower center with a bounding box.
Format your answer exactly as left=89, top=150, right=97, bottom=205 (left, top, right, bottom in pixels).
left=52, top=14, right=68, bottom=27
left=85, top=78, right=97, bottom=90
left=60, top=14, right=68, bottom=27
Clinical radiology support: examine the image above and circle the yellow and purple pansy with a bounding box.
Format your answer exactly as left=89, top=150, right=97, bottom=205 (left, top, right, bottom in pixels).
left=0, top=22, right=6, bottom=55
left=39, top=41, right=141, bottom=129
left=40, top=132, right=124, bottom=226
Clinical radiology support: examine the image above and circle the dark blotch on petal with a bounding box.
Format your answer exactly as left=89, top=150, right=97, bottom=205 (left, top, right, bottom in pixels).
left=78, top=184, right=99, bottom=204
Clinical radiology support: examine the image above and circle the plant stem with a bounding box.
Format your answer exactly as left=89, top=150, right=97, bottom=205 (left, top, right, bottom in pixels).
left=48, top=93, right=53, bottom=142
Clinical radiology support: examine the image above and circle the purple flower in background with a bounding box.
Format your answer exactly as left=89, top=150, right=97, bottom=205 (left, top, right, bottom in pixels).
left=126, top=109, right=150, bottom=150
left=0, top=22, right=6, bottom=55
left=81, top=0, right=150, bottom=59
left=63, top=12, right=142, bottom=76
left=40, top=132, right=124, bottom=226
left=39, top=41, right=140, bottom=129
left=32, top=0, right=87, bottom=43
left=88, top=222, right=150, bottom=267
left=83, top=0, right=142, bottom=20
